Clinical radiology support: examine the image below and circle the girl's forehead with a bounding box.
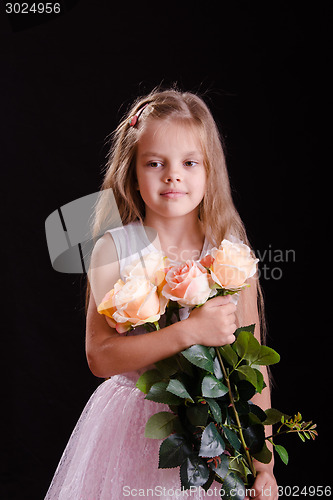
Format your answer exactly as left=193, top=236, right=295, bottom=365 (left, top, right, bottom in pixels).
left=137, top=118, right=203, bottom=153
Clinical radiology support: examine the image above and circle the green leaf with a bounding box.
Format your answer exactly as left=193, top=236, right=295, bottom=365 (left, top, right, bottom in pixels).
left=244, top=332, right=261, bottom=363
left=202, top=374, right=228, bottom=398
left=166, top=379, right=194, bottom=402
left=232, top=328, right=280, bottom=366
left=155, top=356, right=179, bottom=377
left=234, top=324, right=255, bottom=338
left=210, top=454, right=229, bottom=480
left=243, top=424, right=265, bottom=454
left=263, top=408, right=291, bottom=426
left=180, top=455, right=210, bottom=489
left=136, top=369, right=162, bottom=394
left=159, top=433, right=192, bottom=468
left=233, top=330, right=264, bottom=365
left=221, top=472, right=246, bottom=500
left=176, top=353, right=195, bottom=377
left=254, top=368, right=265, bottom=393
left=144, top=411, right=178, bottom=439
left=186, top=403, right=209, bottom=426
left=235, top=400, right=250, bottom=415
left=222, top=425, right=241, bottom=451
left=199, top=422, right=225, bottom=458
left=213, top=355, right=224, bottom=380
left=145, top=381, right=182, bottom=405
left=236, top=365, right=258, bottom=388
left=205, top=398, right=222, bottom=424
left=181, top=344, right=214, bottom=372
left=232, top=330, right=250, bottom=358
left=249, top=403, right=267, bottom=422
left=227, top=457, right=246, bottom=476
left=236, top=365, right=265, bottom=394
left=252, top=442, right=273, bottom=464
left=219, top=345, right=238, bottom=368
left=255, top=345, right=280, bottom=366
left=237, top=380, right=256, bottom=401
left=275, top=444, right=289, bottom=465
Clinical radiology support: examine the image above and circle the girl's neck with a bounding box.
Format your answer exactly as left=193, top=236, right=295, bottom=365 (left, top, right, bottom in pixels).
left=142, top=212, right=205, bottom=262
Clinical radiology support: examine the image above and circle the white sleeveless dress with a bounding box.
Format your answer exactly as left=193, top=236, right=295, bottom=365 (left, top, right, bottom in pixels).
left=44, top=221, right=223, bottom=500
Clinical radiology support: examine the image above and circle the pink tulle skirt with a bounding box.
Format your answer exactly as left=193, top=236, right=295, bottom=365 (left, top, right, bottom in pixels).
left=44, top=372, right=222, bottom=499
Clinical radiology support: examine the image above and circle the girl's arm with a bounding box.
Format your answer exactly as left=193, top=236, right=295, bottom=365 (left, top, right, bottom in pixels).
left=86, top=294, right=198, bottom=377
left=86, top=234, right=236, bottom=378
left=86, top=233, right=188, bottom=377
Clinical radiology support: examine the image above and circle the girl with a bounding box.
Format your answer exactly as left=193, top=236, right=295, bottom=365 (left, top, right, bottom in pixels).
left=45, top=88, right=278, bottom=499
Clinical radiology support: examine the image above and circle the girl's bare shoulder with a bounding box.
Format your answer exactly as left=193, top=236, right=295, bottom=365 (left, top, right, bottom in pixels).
left=88, top=233, right=121, bottom=307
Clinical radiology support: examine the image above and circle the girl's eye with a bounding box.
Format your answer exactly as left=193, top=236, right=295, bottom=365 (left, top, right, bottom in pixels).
left=148, top=161, right=163, bottom=168
left=146, top=160, right=198, bottom=168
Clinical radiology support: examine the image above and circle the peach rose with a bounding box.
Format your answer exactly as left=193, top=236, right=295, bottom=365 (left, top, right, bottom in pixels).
left=98, top=277, right=168, bottom=334
left=210, top=239, right=258, bottom=290
left=199, top=253, right=214, bottom=269
left=162, top=260, right=214, bottom=307
left=97, top=279, right=125, bottom=328
left=123, top=251, right=167, bottom=293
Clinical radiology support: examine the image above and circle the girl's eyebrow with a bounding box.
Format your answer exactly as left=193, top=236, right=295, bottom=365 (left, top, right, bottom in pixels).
left=140, top=150, right=202, bottom=157
left=141, top=151, right=161, bottom=157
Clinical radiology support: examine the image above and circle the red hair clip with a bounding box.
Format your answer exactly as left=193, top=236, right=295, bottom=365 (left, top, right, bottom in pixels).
left=128, top=103, right=149, bottom=127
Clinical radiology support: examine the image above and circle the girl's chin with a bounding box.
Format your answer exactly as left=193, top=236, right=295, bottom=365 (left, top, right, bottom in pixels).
left=146, top=208, right=200, bottom=221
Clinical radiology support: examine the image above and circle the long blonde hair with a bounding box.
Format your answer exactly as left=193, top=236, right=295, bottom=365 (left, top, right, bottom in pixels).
left=87, top=86, right=266, bottom=342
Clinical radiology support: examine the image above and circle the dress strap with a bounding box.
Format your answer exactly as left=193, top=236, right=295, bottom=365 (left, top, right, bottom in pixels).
left=104, top=222, right=159, bottom=280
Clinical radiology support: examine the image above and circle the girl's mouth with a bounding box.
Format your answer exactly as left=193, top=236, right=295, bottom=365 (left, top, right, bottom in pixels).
left=160, top=191, right=187, bottom=199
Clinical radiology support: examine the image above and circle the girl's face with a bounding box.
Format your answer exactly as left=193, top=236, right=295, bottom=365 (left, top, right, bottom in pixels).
left=135, top=119, right=207, bottom=223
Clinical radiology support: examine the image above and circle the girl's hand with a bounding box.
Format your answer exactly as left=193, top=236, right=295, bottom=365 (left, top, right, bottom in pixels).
left=245, top=470, right=278, bottom=500
left=186, top=295, right=237, bottom=347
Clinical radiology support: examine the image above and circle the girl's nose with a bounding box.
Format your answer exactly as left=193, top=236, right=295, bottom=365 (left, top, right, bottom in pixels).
left=164, top=164, right=182, bottom=182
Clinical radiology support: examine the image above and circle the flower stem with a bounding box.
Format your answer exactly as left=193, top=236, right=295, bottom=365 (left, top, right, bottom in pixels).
left=215, top=347, right=257, bottom=479
left=265, top=428, right=302, bottom=440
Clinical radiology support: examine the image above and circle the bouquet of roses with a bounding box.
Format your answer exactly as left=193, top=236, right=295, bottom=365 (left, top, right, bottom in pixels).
left=98, top=239, right=317, bottom=500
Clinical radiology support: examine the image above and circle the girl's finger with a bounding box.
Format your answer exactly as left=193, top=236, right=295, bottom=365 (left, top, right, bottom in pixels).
left=208, top=294, right=230, bottom=306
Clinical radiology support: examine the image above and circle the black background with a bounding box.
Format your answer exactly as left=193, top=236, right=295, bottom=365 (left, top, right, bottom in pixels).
left=1, top=1, right=331, bottom=499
